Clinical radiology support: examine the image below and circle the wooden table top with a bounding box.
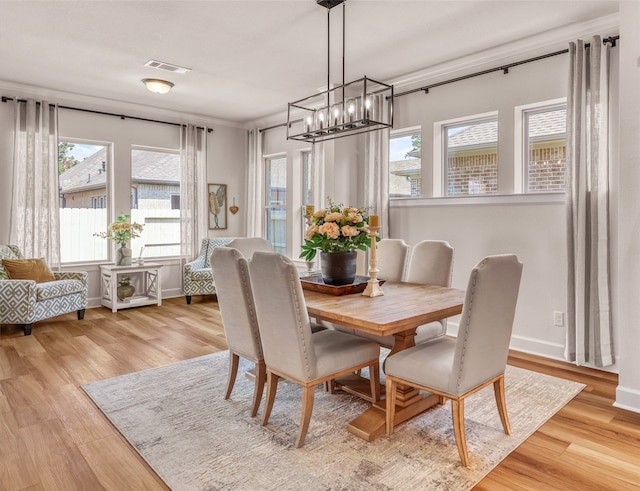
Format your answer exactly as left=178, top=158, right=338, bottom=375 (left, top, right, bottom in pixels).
left=303, top=281, right=465, bottom=337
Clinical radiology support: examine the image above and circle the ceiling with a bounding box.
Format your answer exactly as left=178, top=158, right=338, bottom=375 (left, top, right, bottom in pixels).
left=0, top=1, right=619, bottom=125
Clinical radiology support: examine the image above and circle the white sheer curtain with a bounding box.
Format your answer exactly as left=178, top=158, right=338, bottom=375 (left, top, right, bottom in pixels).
left=364, top=122, right=390, bottom=238
left=9, top=99, right=60, bottom=267
left=246, top=128, right=263, bottom=237
left=565, top=36, right=614, bottom=367
left=311, top=142, right=325, bottom=210
left=180, top=124, right=208, bottom=263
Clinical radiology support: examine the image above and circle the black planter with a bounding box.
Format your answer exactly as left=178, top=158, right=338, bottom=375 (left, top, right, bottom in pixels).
left=320, top=251, right=357, bottom=286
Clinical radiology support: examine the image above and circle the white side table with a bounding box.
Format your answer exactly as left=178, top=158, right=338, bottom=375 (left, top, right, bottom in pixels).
left=100, top=262, right=163, bottom=313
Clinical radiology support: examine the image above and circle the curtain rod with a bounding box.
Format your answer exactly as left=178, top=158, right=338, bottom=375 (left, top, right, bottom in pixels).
left=259, top=35, right=619, bottom=133
left=395, top=35, right=619, bottom=98
left=0, top=96, right=214, bottom=133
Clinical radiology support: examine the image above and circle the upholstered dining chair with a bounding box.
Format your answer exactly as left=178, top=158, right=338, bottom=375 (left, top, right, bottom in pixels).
left=407, top=240, right=455, bottom=345
left=375, top=238, right=410, bottom=282
left=334, top=240, right=453, bottom=349
left=249, top=251, right=381, bottom=448
left=385, top=254, right=523, bottom=467
left=210, top=247, right=265, bottom=417
left=225, top=237, right=273, bottom=259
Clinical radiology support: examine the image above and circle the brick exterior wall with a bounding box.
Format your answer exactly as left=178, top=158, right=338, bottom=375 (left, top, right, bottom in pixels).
left=527, top=145, right=566, bottom=192
left=447, top=153, right=498, bottom=195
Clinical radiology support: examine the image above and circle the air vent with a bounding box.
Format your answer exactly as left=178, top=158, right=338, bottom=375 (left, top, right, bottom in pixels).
left=144, top=60, right=191, bottom=74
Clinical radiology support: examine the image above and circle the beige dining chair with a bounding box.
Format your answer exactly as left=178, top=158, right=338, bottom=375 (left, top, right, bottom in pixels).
left=329, top=238, right=410, bottom=341
left=385, top=254, right=523, bottom=467
left=249, top=251, right=381, bottom=448
left=407, top=240, right=455, bottom=345
left=335, top=240, right=454, bottom=349
left=225, top=237, right=273, bottom=258
left=376, top=238, right=410, bottom=281
left=210, top=247, right=265, bottom=417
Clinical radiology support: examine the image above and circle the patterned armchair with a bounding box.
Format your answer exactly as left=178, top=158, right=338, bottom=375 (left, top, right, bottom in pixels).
left=183, top=238, right=233, bottom=304
left=0, top=245, right=88, bottom=336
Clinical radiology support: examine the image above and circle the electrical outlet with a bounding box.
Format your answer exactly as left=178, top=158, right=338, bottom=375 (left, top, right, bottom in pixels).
left=554, top=311, right=564, bottom=327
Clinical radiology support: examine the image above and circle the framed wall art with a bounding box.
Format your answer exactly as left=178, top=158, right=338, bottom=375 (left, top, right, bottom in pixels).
left=208, top=183, right=227, bottom=230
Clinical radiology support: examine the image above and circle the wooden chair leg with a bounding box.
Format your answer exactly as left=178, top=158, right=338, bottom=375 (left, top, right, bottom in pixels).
left=493, top=375, right=511, bottom=435
left=385, top=377, right=398, bottom=436
left=224, top=352, right=240, bottom=400
left=324, top=380, right=336, bottom=393
left=251, top=360, right=266, bottom=418
left=185, top=295, right=192, bottom=304
left=296, top=385, right=315, bottom=448
left=369, top=361, right=380, bottom=403
left=22, top=324, right=32, bottom=336
left=261, top=371, right=279, bottom=426
left=77, top=309, right=85, bottom=320
left=451, top=398, right=470, bottom=467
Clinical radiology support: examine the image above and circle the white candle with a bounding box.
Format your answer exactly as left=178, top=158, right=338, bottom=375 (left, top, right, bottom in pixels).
left=347, top=100, right=355, bottom=122
left=364, top=98, right=371, bottom=120
left=304, top=116, right=313, bottom=133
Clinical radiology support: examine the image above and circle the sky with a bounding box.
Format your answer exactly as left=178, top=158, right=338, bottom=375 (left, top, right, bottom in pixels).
left=68, top=143, right=102, bottom=160
left=389, top=134, right=413, bottom=161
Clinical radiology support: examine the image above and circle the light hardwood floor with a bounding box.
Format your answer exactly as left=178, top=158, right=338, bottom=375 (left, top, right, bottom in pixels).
left=1, top=297, right=639, bottom=490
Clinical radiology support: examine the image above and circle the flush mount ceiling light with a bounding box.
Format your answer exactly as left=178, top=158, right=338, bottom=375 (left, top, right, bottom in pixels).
left=287, top=0, right=393, bottom=144
left=142, top=78, right=174, bottom=94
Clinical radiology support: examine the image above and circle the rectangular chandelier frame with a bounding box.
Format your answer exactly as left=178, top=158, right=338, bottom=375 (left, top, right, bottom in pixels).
left=287, top=76, right=393, bottom=144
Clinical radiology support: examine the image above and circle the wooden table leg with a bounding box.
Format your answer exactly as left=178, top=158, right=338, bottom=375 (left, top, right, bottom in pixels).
left=347, top=328, right=439, bottom=441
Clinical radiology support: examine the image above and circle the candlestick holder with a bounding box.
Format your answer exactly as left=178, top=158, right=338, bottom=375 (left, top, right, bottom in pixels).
left=362, top=225, right=384, bottom=297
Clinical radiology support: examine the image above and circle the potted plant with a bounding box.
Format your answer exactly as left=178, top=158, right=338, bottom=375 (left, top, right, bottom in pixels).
left=94, top=214, right=144, bottom=266
left=300, top=198, right=378, bottom=285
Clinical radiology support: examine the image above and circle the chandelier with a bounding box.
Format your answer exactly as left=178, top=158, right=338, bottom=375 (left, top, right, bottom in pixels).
left=286, top=0, right=393, bottom=144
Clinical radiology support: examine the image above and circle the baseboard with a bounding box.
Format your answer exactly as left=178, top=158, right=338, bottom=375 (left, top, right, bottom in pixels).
left=447, top=322, right=568, bottom=363
left=614, top=386, right=640, bottom=414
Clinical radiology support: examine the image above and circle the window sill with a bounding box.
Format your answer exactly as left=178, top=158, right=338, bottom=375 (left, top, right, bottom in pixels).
left=390, top=193, right=565, bottom=208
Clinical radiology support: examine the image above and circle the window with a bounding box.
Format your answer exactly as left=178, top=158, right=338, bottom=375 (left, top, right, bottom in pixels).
left=265, top=156, right=287, bottom=254
left=130, top=147, right=181, bottom=258
left=389, top=129, right=422, bottom=198
left=523, top=104, right=566, bottom=193
left=443, top=116, right=498, bottom=196
left=58, top=140, right=109, bottom=263
left=302, top=150, right=312, bottom=206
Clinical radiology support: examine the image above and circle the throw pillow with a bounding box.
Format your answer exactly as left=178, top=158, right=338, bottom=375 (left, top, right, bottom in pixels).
left=2, top=258, right=56, bottom=283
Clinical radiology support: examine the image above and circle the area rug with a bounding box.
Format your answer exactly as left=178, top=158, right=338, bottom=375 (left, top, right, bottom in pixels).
left=82, top=350, right=584, bottom=491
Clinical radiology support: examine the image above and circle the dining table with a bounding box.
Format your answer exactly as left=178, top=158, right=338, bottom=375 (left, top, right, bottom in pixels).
left=303, top=280, right=465, bottom=441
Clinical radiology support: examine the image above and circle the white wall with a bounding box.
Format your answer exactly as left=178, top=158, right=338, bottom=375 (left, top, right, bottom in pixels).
left=391, top=198, right=567, bottom=358
left=0, top=82, right=247, bottom=306
left=615, top=0, right=640, bottom=413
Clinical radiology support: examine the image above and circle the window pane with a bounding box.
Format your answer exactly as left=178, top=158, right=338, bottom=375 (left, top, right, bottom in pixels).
left=302, top=151, right=312, bottom=205
left=58, top=142, right=108, bottom=263
left=131, top=148, right=180, bottom=259
left=266, top=156, right=286, bottom=254
left=526, top=108, right=566, bottom=193
left=445, top=120, right=498, bottom=196
left=389, top=132, right=421, bottom=198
